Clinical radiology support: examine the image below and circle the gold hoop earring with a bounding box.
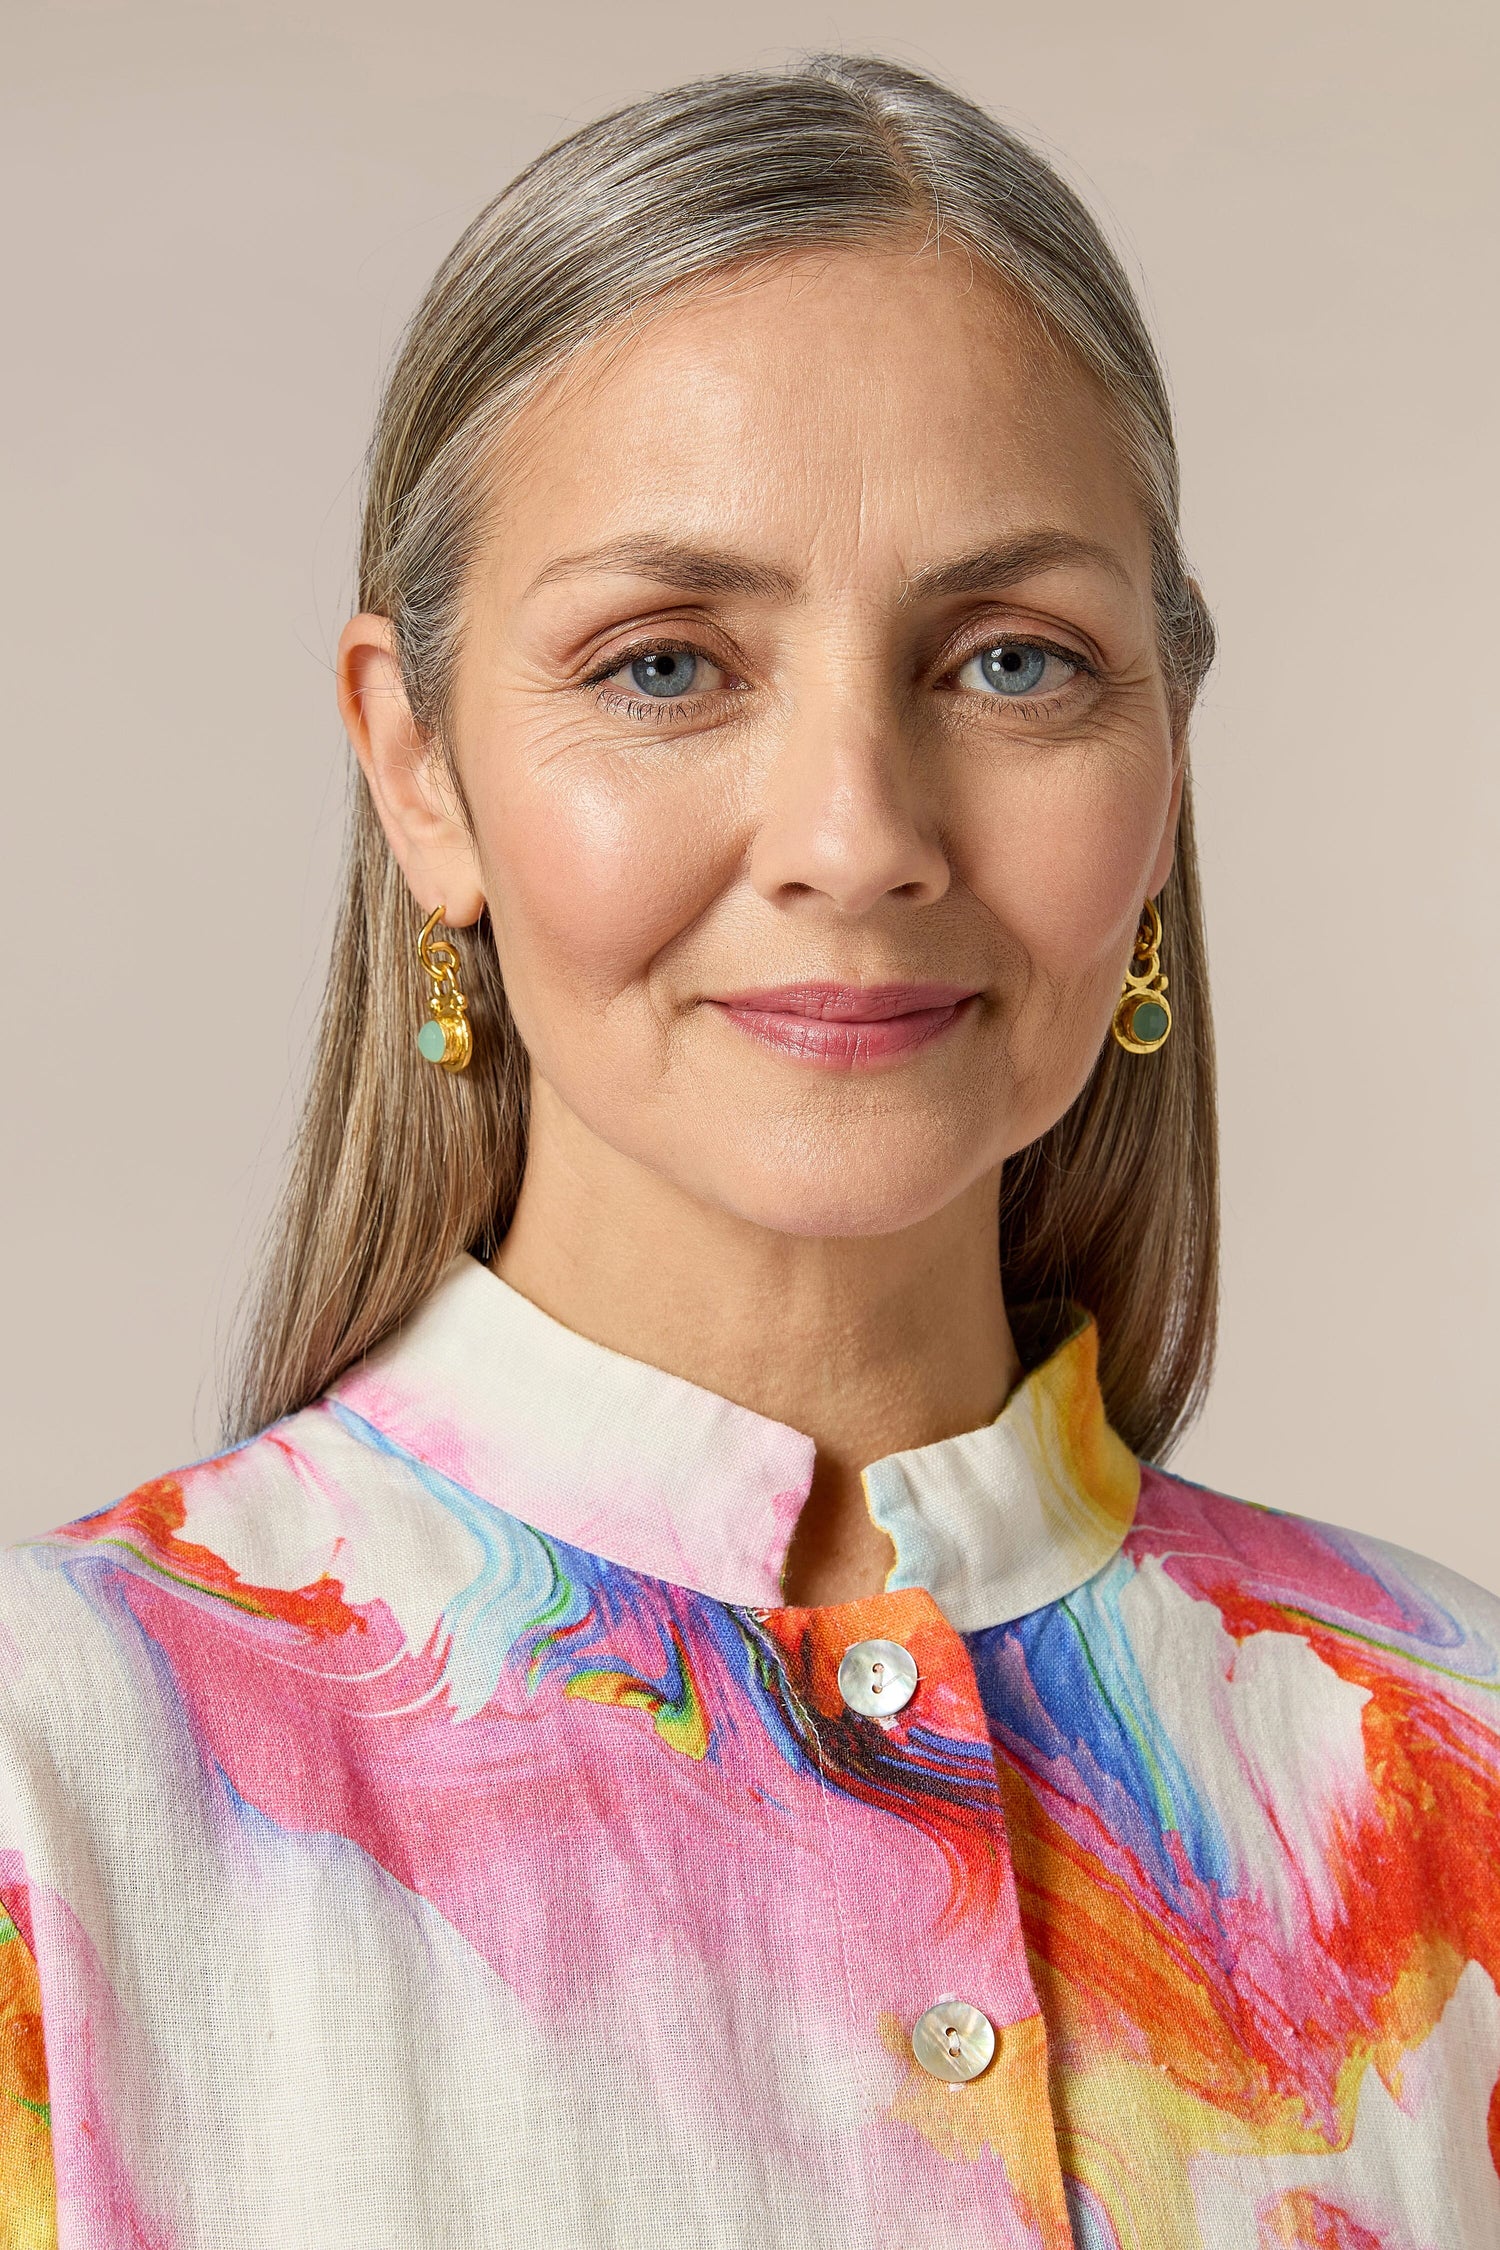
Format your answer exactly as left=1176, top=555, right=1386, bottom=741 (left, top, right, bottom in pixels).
left=1112, top=898, right=1172, bottom=1054
left=415, top=905, right=473, bottom=1072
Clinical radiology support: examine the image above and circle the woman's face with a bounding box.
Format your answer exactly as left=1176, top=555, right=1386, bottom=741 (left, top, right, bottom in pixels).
left=358, top=244, right=1182, bottom=1239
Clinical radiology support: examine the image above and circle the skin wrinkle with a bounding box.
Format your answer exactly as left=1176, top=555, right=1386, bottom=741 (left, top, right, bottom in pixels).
left=339, top=242, right=1183, bottom=1604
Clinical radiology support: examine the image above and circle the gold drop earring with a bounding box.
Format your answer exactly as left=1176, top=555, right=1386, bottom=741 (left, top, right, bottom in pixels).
left=415, top=905, right=473, bottom=1072
left=1112, top=898, right=1172, bottom=1054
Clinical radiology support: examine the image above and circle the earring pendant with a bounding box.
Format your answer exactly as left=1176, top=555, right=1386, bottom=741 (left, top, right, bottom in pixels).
left=415, top=905, right=473, bottom=1072
left=1112, top=898, right=1172, bottom=1053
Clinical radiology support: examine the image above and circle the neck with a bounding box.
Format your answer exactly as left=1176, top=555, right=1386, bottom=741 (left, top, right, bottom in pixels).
left=492, top=1079, right=1020, bottom=1605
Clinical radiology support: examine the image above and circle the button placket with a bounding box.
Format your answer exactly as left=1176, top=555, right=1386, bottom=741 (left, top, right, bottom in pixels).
left=757, top=1586, right=1067, bottom=2222
left=833, top=1625, right=1003, bottom=2090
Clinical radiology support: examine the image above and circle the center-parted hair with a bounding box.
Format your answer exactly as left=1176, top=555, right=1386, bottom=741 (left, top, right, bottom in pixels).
left=230, top=52, right=1219, bottom=1461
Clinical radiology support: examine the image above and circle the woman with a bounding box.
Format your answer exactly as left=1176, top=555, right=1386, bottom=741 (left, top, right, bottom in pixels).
left=2, top=53, right=1496, bottom=2249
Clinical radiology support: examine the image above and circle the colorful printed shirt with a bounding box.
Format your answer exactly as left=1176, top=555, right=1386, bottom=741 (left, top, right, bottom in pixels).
left=1, top=1254, right=1498, bottom=2247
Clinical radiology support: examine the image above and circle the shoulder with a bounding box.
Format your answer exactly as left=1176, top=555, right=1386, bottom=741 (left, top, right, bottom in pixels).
left=0, top=1403, right=338, bottom=1609
left=0, top=1397, right=529, bottom=1888
left=1125, top=1460, right=1500, bottom=1694
left=0, top=1393, right=489, bottom=1709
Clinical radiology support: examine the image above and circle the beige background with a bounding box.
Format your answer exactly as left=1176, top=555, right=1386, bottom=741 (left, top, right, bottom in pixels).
left=3, top=0, right=1496, bottom=1579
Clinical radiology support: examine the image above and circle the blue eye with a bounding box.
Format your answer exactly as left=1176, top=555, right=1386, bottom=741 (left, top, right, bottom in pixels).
left=980, top=644, right=1046, bottom=695
left=956, top=641, right=1078, bottom=699
left=595, top=645, right=731, bottom=712
left=629, top=650, right=699, bottom=698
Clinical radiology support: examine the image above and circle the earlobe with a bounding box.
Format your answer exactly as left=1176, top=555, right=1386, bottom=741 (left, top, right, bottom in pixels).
left=336, top=613, right=486, bottom=928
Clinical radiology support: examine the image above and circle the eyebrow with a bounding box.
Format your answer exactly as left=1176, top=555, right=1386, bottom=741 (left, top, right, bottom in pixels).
left=899, top=531, right=1134, bottom=602
left=527, top=537, right=798, bottom=601
left=524, top=527, right=1132, bottom=604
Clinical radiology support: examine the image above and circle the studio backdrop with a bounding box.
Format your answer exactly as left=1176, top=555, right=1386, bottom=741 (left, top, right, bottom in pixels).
left=3, top=0, right=1496, bottom=1581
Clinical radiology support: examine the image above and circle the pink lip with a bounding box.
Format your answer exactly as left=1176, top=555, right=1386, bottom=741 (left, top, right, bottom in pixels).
left=705, top=982, right=980, bottom=1068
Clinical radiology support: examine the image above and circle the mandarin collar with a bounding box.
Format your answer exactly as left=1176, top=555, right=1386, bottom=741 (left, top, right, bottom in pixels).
left=329, top=1254, right=1140, bottom=1631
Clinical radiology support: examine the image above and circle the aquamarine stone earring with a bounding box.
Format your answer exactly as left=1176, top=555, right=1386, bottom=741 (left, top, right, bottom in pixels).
left=415, top=905, right=473, bottom=1072
left=1112, top=898, right=1172, bottom=1053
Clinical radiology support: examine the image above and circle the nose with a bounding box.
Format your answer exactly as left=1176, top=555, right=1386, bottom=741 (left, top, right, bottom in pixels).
left=747, top=691, right=951, bottom=916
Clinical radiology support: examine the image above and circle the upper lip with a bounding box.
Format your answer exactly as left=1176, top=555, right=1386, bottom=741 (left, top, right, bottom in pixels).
left=708, top=982, right=979, bottom=1021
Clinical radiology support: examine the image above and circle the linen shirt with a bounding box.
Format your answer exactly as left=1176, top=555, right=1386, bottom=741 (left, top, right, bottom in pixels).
left=1, top=1255, right=1498, bottom=2247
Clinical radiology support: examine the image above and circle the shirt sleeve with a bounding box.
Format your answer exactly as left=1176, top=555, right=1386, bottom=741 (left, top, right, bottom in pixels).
left=0, top=1860, right=56, bottom=2249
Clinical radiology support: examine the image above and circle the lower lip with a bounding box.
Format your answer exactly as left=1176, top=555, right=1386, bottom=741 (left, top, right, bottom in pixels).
left=709, top=997, right=974, bottom=1068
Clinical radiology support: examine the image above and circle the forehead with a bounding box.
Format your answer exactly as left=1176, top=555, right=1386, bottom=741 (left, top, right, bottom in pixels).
left=488, top=244, right=1152, bottom=584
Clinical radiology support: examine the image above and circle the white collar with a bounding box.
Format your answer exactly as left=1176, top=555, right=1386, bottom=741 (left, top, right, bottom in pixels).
left=330, top=1254, right=1140, bottom=1630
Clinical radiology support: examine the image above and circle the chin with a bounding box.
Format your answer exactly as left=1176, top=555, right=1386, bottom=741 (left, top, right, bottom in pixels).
left=682, top=1134, right=988, bottom=1242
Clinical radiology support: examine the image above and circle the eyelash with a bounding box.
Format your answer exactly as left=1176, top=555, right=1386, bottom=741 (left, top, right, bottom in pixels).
left=581, top=633, right=1098, bottom=721
left=580, top=641, right=733, bottom=724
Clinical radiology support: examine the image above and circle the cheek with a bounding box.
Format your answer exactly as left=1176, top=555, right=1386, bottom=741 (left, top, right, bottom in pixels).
left=464, top=740, right=736, bottom=1030
left=961, top=753, right=1171, bottom=993
left=956, top=752, right=1169, bottom=1146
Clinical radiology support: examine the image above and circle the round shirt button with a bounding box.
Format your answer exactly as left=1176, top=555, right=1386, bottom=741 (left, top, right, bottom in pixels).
left=912, top=2001, right=997, bottom=2084
left=837, top=1639, right=918, bottom=1718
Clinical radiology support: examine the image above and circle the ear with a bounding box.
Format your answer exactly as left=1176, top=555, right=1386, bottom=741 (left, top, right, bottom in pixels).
left=1145, top=722, right=1190, bottom=899
left=336, top=614, right=485, bottom=927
